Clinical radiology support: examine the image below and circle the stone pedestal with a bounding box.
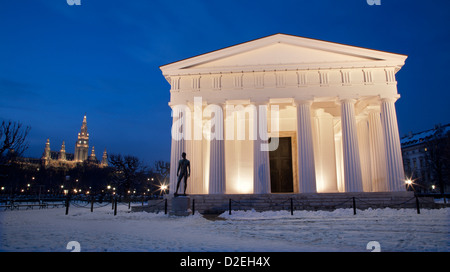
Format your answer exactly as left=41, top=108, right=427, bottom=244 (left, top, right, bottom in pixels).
left=170, top=196, right=191, bottom=216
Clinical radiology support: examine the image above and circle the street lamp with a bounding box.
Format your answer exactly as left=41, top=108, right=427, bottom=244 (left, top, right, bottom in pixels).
left=405, top=178, right=416, bottom=191
left=159, top=183, right=168, bottom=195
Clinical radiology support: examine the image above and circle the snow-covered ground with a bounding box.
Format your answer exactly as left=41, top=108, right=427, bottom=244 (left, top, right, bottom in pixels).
left=0, top=205, right=448, bottom=252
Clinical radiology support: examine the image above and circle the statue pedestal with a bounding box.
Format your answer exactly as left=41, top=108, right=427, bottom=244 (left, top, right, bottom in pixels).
left=170, top=196, right=191, bottom=216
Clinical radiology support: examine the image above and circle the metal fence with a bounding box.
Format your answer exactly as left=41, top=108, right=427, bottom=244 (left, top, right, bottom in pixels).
left=1, top=193, right=447, bottom=216
left=0, top=195, right=165, bottom=215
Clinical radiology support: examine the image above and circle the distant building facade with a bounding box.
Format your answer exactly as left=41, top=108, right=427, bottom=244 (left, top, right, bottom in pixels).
left=41, top=115, right=108, bottom=168
left=401, top=123, right=450, bottom=194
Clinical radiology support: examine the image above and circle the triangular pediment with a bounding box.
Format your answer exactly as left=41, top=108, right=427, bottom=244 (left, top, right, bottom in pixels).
left=160, top=34, right=407, bottom=75
left=187, top=43, right=379, bottom=69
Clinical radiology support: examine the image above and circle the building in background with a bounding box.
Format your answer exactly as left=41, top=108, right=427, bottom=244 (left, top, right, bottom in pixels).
left=401, top=123, right=450, bottom=194
left=41, top=115, right=108, bottom=168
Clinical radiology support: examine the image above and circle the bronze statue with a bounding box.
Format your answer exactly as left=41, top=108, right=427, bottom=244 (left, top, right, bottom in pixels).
left=175, top=152, right=190, bottom=196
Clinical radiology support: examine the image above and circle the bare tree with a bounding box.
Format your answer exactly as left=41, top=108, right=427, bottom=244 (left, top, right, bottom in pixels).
left=153, top=160, right=170, bottom=193
left=108, top=154, right=146, bottom=195
left=154, top=160, right=170, bottom=182
left=0, top=120, right=31, bottom=160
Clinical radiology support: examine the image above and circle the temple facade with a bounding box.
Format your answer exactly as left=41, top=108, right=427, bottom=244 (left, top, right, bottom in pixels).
left=160, top=34, right=408, bottom=195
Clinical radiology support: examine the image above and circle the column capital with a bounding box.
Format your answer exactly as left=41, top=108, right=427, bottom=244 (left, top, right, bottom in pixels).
left=251, top=100, right=270, bottom=106
left=293, top=99, right=313, bottom=106
left=338, top=97, right=357, bottom=105
left=187, top=97, right=207, bottom=109
left=168, top=101, right=187, bottom=109
left=219, top=102, right=228, bottom=111
left=366, top=105, right=381, bottom=114
left=380, top=95, right=400, bottom=103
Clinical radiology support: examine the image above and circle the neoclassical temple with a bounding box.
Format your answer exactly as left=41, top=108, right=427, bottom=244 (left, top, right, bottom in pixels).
left=160, top=34, right=407, bottom=195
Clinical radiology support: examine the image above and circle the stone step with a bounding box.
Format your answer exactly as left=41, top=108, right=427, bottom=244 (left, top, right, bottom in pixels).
left=131, top=192, right=438, bottom=214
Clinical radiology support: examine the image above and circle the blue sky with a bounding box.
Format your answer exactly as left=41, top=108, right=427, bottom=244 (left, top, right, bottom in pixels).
left=1, top=0, right=449, bottom=166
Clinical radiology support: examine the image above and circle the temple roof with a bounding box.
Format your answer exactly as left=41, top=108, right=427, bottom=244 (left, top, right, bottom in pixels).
left=160, top=33, right=407, bottom=78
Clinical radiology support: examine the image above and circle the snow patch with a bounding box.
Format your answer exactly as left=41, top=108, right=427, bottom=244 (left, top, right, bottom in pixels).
left=1, top=206, right=448, bottom=252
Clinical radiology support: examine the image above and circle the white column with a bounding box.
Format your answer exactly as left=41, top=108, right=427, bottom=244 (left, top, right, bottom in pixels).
left=381, top=97, right=405, bottom=191
left=357, top=116, right=372, bottom=192
left=368, top=109, right=388, bottom=191
left=340, top=99, right=363, bottom=192
left=169, top=105, right=186, bottom=195
left=184, top=126, right=192, bottom=195
left=253, top=103, right=271, bottom=194
left=187, top=101, right=204, bottom=194
left=208, top=104, right=226, bottom=194
left=312, top=109, right=338, bottom=192
left=334, top=129, right=345, bottom=192
left=295, top=100, right=316, bottom=193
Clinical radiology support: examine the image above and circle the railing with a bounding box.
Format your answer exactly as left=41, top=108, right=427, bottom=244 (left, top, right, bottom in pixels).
left=226, top=194, right=444, bottom=216
left=0, top=195, right=166, bottom=215
left=1, top=193, right=446, bottom=216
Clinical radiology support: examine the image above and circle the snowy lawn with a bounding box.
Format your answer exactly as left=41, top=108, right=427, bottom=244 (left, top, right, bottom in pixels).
left=0, top=205, right=448, bottom=252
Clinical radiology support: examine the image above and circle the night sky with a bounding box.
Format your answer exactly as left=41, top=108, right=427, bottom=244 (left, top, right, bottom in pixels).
left=1, top=0, right=449, bottom=166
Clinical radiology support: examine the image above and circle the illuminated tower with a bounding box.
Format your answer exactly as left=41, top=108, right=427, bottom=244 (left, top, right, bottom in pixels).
left=41, top=138, right=51, bottom=166
left=74, top=115, right=89, bottom=162
left=42, top=138, right=51, bottom=160
left=88, top=146, right=97, bottom=163
left=101, top=148, right=108, bottom=167
left=59, top=141, right=66, bottom=161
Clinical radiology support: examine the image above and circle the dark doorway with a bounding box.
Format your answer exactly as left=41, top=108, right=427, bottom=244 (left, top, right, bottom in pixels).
left=269, top=137, right=294, bottom=193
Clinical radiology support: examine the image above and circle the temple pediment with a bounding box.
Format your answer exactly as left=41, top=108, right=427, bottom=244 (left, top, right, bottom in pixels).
left=187, top=43, right=379, bottom=68
left=160, top=33, right=407, bottom=76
